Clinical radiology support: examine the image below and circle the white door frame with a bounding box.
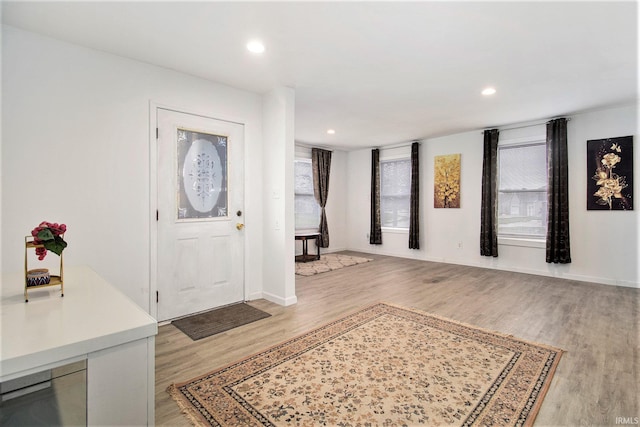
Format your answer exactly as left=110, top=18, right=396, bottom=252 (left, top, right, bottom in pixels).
left=148, top=101, right=248, bottom=320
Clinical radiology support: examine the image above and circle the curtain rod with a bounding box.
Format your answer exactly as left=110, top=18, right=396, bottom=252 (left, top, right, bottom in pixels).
left=483, top=117, right=571, bottom=134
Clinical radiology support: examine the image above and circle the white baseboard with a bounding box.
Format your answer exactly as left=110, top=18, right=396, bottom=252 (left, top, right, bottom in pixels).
left=321, top=246, right=348, bottom=254
left=262, top=291, right=298, bottom=306
left=345, top=247, right=639, bottom=289
left=422, top=256, right=640, bottom=289
left=245, top=291, right=263, bottom=301
left=293, top=246, right=349, bottom=257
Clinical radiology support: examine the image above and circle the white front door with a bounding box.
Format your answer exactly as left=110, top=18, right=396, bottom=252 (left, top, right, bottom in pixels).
left=156, top=108, right=244, bottom=322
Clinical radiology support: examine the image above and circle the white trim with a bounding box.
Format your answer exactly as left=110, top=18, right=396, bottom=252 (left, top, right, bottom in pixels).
left=294, top=141, right=334, bottom=151
left=380, top=146, right=411, bottom=161
left=350, top=249, right=639, bottom=289
left=498, top=237, right=546, bottom=249
left=263, top=291, right=298, bottom=306
left=498, top=135, right=546, bottom=147
left=320, top=246, right=348, bottom=254
left=148, top=102, right=158, bottom=320
left=362, top=247, right=424, bottom=260
left=295, top=227, right=320, bottom=233
left=246, top=290, right=263, bottom=301
left=294, top=145, right=313, bottom=159
left=381, top=227, right=409, bottom=234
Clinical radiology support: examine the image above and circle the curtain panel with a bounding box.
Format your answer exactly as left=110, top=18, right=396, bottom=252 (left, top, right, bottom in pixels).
left=370, top=149, right=383, bottom=245
left=546, top=118, right=571, bottom=263
left=312, top=148, right=332, bottom=248
left=480, top=129, right=499, bottom=257
left=409, top=142, right=420, bottom=249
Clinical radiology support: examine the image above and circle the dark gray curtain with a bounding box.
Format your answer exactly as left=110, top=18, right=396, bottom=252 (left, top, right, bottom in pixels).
left=409, top=142, right=420, bottom=249
left=370, top=149, right=382, bottom=245
left=480, top=129, right=499, bottom=257
left=546, top=118, right=571, bottom=263
left=312, top=148, right=332, bottom=248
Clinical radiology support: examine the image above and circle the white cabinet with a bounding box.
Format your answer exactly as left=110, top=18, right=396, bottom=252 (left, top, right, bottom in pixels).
left=87, top=339, right=153, bottom=425
left=1, top=267, right=158, bottom=426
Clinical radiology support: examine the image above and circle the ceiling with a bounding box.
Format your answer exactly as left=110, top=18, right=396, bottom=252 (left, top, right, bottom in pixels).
left=2, top=1, right=637, bottom=150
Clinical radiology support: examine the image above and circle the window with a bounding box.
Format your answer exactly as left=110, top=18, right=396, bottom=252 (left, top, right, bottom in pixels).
left=381, top=159, right=411, bottom=228
left=294, top=159, right=320, bottom=230
left=498, top=142, right=547, bottom=239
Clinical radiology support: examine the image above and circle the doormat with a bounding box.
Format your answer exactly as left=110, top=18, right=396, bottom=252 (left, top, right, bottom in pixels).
left=172, top=303, right=271, bottom=341
left=168, top=302, right=563, bottom=426
left=295, top=253, right=372, bottom=276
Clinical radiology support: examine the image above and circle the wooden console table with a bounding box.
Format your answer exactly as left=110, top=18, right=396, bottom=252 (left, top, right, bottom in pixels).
left=295, top=232, right=321, bottom=262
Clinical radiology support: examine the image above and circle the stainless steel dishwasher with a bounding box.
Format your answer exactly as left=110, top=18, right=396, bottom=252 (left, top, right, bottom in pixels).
left=0, top=360, right=87, bottom=426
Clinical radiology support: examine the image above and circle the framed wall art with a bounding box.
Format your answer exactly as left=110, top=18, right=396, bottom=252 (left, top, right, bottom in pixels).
left=587, top=135, right=633, bottom=210
left=434, top=153, right=461, bottom=208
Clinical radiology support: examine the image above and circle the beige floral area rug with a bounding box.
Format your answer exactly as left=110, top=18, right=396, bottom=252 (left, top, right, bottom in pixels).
left=295, top=253, right=373, bottom=276
left=168, top=302, right=563, bottom=427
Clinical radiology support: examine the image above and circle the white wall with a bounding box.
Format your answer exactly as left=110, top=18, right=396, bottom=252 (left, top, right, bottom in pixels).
left=262, top=87, right=297, bottom=306
left=1, top=26, right=267, bottom=309
left=347, top=103, right=639, bottom=288
left=325, top=150, right=348, bottom=252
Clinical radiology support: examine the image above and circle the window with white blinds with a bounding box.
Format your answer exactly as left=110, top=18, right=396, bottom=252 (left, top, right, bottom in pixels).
left=497, top=142, right=547, bottom=239
left=294, top=159, right=320, bottom=230
left=381, top=158, right=411, bottom=228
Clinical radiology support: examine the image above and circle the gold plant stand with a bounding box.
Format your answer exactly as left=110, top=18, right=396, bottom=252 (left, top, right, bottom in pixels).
left=24, top=236, right=64, bottom=302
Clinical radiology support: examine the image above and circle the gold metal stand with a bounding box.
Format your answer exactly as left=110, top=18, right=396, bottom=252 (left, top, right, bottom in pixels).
left=24, top=236, right=64, bottom=302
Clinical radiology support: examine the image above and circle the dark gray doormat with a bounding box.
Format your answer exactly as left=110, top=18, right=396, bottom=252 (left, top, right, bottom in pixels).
left=172, top=303, right=271, bottom=341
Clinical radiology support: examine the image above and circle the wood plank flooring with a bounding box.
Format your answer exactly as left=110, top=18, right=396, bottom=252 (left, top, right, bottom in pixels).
left=155, top=252, right=639, bottom=426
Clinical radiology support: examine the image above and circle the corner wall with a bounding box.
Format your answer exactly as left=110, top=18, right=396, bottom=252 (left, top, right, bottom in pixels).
left=347, top=104, right=639, bottom=287
left=262, top=87, right=297, bottom=306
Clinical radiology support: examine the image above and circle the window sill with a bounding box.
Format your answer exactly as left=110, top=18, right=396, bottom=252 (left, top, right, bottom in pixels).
left=381, top=227, right=409, bottom=234
left=498, top=237, right=546, bottom=249
left=295, top=228, right=319, bottom=234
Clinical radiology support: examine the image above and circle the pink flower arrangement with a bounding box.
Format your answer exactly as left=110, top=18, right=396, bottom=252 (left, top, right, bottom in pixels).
left=31, top=221, right=68, bottom=260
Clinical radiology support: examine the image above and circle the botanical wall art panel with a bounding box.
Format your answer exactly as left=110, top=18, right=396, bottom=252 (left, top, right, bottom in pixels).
left=434, top=154, right=461, bottom=208
left=177, top=128, right=228, bottom=220
left=587, top=136, right=633, bottom=210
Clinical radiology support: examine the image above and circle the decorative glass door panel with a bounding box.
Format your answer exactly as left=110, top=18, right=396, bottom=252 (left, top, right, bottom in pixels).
left=177, top=128, right=228, bottom=220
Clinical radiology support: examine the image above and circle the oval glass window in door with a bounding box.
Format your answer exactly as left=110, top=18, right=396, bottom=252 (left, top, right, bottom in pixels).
left=177, top=129, right=227, bottom=219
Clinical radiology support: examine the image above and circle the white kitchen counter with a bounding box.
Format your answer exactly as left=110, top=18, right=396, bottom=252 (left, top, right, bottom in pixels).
left=1, top=266, right=158, bottom=425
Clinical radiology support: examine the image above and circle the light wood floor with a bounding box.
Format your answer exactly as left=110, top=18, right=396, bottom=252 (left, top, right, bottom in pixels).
left=155, top=252, right=639, bottom=426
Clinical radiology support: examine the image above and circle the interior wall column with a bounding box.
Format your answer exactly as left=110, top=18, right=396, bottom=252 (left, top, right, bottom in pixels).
left=262, top=86, right=297, bottom=306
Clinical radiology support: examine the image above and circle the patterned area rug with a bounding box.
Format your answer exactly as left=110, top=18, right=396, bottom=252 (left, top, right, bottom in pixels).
left=168, top=302, right=563, bottom=426
left=295, top=253, right=373, bottom=276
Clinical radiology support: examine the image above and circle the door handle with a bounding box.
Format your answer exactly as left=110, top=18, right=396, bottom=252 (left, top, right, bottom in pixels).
left=236, top=223, right=245, bottom=231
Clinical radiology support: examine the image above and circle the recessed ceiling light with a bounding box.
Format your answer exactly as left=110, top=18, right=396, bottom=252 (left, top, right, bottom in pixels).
left=246, top=40, right=265, bottom=54
left=481, top=87, right=497, bottom=96
left=327, top=129, right=336, bottom=135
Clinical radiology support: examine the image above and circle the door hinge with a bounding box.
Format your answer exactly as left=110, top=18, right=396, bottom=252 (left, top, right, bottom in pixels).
left=156, top=210, right=159, bottom=221
left=156, top=127, right=159, bottom=139
left=156, top=291, right=159, bottom=303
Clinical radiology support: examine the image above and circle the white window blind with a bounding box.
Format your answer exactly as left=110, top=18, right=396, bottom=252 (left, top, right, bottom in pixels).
left=381, top=159, right=411, bottom=228
left=498, top=142, right=547, bottom=238
left=294, top=160, right=320, bottom=230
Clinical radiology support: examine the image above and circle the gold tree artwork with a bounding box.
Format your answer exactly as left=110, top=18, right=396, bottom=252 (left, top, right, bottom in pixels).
left=434, top=154, right=461, bottom=208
